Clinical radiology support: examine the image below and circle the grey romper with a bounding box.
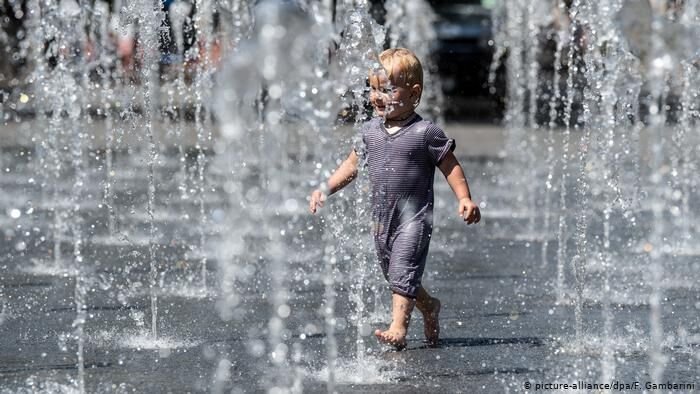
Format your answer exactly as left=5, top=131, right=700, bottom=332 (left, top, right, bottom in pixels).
left=355, top=115, right=455, bottom=298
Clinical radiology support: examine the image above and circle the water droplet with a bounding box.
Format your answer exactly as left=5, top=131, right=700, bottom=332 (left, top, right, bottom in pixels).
left=268, top=84, right=282, bottom=99
left=284, top=199, right=298, bottom=212
left=277, top=304, right=291, bottom=318
left=248, top=339, right=265, bottom=357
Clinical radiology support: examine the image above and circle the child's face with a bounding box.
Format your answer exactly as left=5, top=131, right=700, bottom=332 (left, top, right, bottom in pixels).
left=369, top=69, right=420, bottom=120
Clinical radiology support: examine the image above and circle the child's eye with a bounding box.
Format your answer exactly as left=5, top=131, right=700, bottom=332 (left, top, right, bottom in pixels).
left=370, top=87, right=392, bottom=94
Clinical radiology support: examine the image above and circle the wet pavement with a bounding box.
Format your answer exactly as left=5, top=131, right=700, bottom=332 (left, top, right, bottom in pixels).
left=0, top=121, right=698, bottom=393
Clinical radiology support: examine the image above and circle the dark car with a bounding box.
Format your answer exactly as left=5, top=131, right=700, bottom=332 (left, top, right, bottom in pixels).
left=429, top=0, right=504, bottom=120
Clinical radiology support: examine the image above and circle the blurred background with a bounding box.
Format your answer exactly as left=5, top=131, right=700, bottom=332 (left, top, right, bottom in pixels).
left=0, top=0, right=504, bottom=123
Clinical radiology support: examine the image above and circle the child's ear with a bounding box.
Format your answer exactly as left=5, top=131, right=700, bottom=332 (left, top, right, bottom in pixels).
left=411, top=84, right=422, bottom=97
left=411, top=84, right=422, bottom=103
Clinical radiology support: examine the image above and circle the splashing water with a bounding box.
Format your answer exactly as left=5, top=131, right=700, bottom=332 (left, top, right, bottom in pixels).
left=493, top=0, right=700, bottom=386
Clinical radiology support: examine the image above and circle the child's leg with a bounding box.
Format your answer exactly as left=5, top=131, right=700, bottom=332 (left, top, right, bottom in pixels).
left=416, top=286, right=441, bottom=346
left=374, top=292, right=415, bottom=349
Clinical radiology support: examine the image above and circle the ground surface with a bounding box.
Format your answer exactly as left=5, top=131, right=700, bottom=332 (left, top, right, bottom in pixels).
left=0, top=121, right=697, bottom=393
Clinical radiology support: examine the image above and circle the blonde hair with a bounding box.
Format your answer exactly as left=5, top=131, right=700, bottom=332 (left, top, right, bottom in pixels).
left=377, top=48, right=423, bottom=88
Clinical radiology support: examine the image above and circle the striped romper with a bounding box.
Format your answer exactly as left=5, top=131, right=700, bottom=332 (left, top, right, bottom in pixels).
left=354, top=115, right=455, bottom=298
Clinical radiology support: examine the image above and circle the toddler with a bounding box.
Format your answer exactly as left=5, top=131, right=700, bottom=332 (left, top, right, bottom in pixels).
left=309, top=48, right=480, bottom=349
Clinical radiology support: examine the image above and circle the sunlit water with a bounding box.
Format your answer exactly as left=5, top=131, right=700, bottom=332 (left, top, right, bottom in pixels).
left=0, top=0, right=698, bottom=392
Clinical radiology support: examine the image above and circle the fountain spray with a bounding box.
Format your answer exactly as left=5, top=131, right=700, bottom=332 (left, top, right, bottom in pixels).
left=168, top=0, right=192, bottom=204
left=192, top=0, right=214, bottom=289
left=213, top=1, right=340, bottom=390
left=333, top=0, right=384, bottom=366
left=585, top=0, right=628, bottom=382
left=129, top=0, right=166, bottom=339
left=555, top=0, right=582, bottom=304
left=646, top=1, right=672, bottom=387
left=501, top=1, right=527, bottom=220
left=95, top=1, right=118, bottom=238
left=541, top=0, right=567, bottom=269
left=524, top=0, right=542, bottom=237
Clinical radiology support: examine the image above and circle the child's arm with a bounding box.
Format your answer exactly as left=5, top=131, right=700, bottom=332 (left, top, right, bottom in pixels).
left=438, top=151, right=481, bottom=224
left=309, top=150, right=359, bottom=214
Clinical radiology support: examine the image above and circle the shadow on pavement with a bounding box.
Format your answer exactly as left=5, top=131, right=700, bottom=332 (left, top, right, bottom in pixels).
left=416, top=336, right=546, bottom=350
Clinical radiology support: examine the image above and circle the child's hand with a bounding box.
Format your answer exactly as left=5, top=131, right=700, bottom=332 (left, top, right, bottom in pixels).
left=458, top=197, right=481, bottom=224
left=309, top=190, right=326, bottom=214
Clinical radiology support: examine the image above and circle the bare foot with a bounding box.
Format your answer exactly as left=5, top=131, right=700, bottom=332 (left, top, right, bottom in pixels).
left=422, top=297, right=440, bottom=346
left=375, top=292, right=414, bottom=350
left=374, top=326, right=407, bottom=350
